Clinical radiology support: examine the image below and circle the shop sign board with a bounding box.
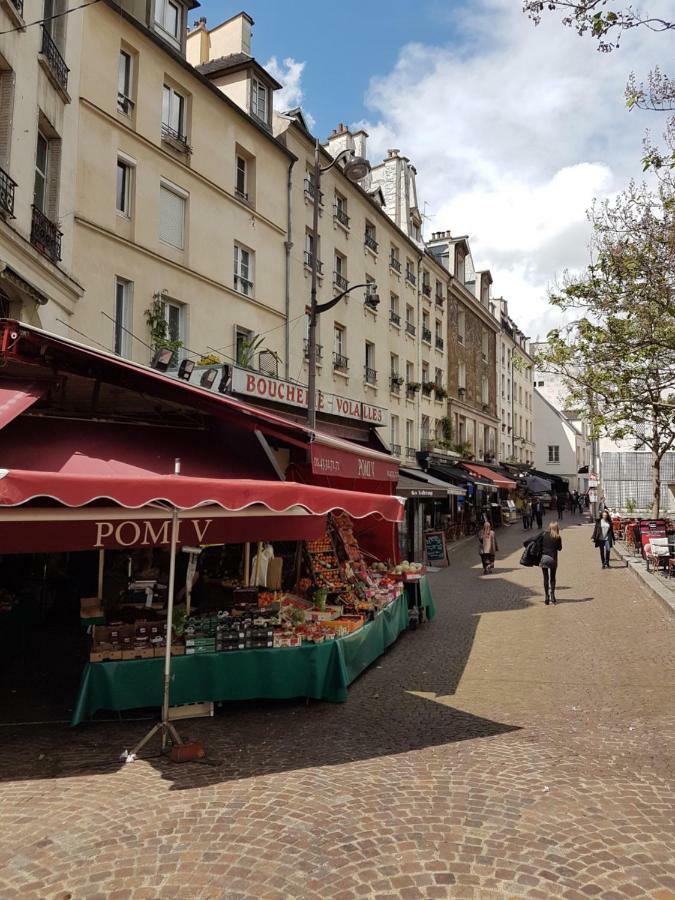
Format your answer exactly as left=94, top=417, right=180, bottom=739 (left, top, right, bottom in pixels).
left=310, top=443, right=398, bottom=482
left=229, top=367, right=389, bottom=428
left=424, top=530, right=448, bottom=567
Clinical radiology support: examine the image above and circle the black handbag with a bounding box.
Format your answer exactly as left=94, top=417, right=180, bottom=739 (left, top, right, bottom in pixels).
left=520, top=535, right=542, bottom=567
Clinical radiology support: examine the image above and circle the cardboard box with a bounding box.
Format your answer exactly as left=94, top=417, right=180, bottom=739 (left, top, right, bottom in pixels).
left=90, top=649, right=123, bottom=662
left=122, top=648, right=155, bottom=660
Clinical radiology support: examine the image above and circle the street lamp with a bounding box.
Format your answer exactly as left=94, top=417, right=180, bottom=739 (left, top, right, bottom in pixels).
left=306, top=138, right=372, bottom=429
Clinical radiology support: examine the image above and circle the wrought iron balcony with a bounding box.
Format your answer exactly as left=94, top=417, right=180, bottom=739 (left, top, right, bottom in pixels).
left=41, top=26, right=69, bottom=93
left=333, top=352, right=349, bottom=371
left=405, top=268, right=417, bottom=286
left=422, top=327, right=432, bottom=344
left=235, top=187, right=248, bottom=202
left=334, top=271, right=348, bottom=291
left=365, top=366, right=377, bottom=385
left=391, top=443, right=401, bottom=456
left=436, top=336, right=445, bottom=351
left=390, top=375, right=404, bottom=392
left=161, top=122, right=191, bottom=153
left=435, top=291, right=445, bottom=307
left=304, top=178, right=323, bottom=204
left=364, top=231, right=378, bottom=253
left=405, top=321, right=416, bottom=337
left=389, top=310, right=401, bottom=326
left=117, top=92, right=134, bottom=115
left=422, top=282, right=432, bottom=297
left=31, top=205, right=62, bottom=262
left=0, top=166, right=17, bottom=218
left=303, top=339, right=323, bottom=360
left=304, top=251, right=323, bottom=274
left=389, top=254, right=401, bottom=273
left=334, top=205, right=350, bottom=228
left=406, top=446, right=417, bottom=460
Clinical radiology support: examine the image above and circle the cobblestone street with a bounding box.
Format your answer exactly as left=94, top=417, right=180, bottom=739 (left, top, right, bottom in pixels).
left=0, top=518, right=673, bottom=900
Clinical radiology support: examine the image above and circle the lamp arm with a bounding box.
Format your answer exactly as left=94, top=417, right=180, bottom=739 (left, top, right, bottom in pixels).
left=315, top=283, right=373, bottom=316
left=319, top=147, right=354, bottom=174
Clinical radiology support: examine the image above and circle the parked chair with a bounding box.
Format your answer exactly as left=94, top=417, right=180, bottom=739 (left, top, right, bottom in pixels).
left=646, top=538, right=670, bottom=573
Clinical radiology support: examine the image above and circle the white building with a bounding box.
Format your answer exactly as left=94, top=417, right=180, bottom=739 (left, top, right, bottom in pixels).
left=533, top=389, right=592, bottom=493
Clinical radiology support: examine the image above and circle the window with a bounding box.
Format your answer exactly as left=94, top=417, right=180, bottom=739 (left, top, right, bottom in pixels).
left=251, top=77, right=268, bottom=123
left=33, top=131, right=49, bottom=213
left=405, top=258, right=416, bottom=284
left=390, top=353, right=399, bottom=376
left=538, top=380, right=544, bottom=387
left=163, top=299, right=185, bottom=365
left=334, top=324, right=346, bottom=357
left=390, top=415, right=399, bottom=447
left=501, top=374, right=505, bottom=398
left=116, top=158, right=132, bottom=216
left=406, top=419, right=414, bottom=451
left=482, top=328, right=489, bottom=362
left=481, top=376, right=489, bottom=405
left=435, top=367, right=443, bottom=388
left=421, top=415, right=430, bottom=440
left=113, top=277, right=133, bottom=357
left=305, top=229, right=321, bottom=271
left=159, top=182, right=186, bottom=249
left=458, top=362, right=466, bottom=390
left=334, top=192, right=349, bottom=228
left=405, top=304, right=415, bottom=336
left=117, top=50, right=133, bottom=114
left=390, top=293, right=400, bottom=326
left=234, top=243, right=254, bottom=296
left=334, top=252, right=347, bottom=289
left=457, top=308, right=465, bottom=343
left=365, top=220, right=377, bottom=252
left=519, top=385, right=523, bottom=405
left=365, top=341, right=376, bottom=383
left=235, top=326, right=253, bottom=366
left=235, top=155, right=247, bottom=200
left=155, top=0, right=180, bottom=40
left=162, top=84, right=186, bottom=143
left=390, top=245, right=401, bottom=272
left=548, top=445, right=560, bottom=463
left=406, top=360, right=414, bottom=383
left=422, top=310, right=431, bottom=343
left=455, top=247, right=466, bottom=283
left=501, top=344, right=505, bottom=365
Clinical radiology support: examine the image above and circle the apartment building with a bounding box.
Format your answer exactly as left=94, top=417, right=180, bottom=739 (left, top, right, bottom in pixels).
left=0, top=0, right=84, bottom=331
left=427, top=231, right=499, bottom=462
left=493, top=298, right=535, bottom=464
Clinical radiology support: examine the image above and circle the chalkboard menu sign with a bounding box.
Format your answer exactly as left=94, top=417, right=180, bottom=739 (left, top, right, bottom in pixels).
left=425, top=530, right=448, bottom=567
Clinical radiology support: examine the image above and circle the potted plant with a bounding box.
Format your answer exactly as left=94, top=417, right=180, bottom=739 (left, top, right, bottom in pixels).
left=422, top=380, right=435, bottom=396
left=458, top=386, right=466, bottom=398
left=390, top=374, right=405, bottom=388
left=407, top=381, right=421, bottom=393
left=434, top=385, right=447, bottom=400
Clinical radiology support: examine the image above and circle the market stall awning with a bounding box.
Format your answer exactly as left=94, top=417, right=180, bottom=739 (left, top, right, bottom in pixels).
left=397, top=473, right=447, bottom=499
left=461, top=463, right=517, bottom=490
left=399, top=468, right=466, bottom=498
left=525, top=475, right=552, bottom=493
left=0, top=380, right=45, bottom=429
left=429, top=464, right=493, bottom=490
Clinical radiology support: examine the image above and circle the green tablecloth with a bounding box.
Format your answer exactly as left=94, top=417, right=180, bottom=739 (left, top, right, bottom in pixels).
left=71, top=579, right=436, bottom=726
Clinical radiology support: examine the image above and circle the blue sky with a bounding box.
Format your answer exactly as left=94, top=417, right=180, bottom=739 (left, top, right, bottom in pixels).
left=195, top=2, right=668, bottom=336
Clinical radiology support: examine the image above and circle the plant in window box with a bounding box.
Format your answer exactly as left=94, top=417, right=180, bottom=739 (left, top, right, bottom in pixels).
left=390, top=374, right=405, bottom=388
left=198, top=353, right=221, bottom=366
left=422, top=380, right=435, bottom=396
left=434, top=385, right=448, bottom=400
left=482, top=402, right=489, bottom=412
left=145, top=298, right=183, bottom=362
left=237, top=334, right=265, bottom=369
left=406, top=381, right=421, bottom=393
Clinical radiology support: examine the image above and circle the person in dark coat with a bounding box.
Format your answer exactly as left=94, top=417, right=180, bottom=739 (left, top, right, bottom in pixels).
left=532, top=498, right=544, bottom=529
left=592, top=509, right=615, bottom=569
left=526, top=521, right=563, bottom=604
left=556, top=493, right=565, bottom=520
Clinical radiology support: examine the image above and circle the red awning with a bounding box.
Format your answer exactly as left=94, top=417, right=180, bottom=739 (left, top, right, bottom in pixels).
left=0, top=380, right=44, bottom=429
left=462, top=463, right=517, bottom=490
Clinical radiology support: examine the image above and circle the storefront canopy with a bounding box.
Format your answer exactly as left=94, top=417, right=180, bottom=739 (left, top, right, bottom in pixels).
left=398, top=468, right=466, bottom=498
left=525, top=475, right=552, bottom=493
left=0, top=380, right=45, bottom=429
left=429, top=464, right=493, bottom=490
left=461, top=463, right=517, bottom=490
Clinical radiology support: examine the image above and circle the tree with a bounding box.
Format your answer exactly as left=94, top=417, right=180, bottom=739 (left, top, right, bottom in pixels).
left=537, top=171, right=675, bottom=515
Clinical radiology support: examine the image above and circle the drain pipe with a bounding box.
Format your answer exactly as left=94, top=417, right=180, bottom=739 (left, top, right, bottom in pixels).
left=284, top=157, right=296, bottom=380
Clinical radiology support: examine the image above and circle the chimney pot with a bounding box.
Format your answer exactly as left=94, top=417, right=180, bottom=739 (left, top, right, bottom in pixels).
left=387, top=148, right=399, bottom=158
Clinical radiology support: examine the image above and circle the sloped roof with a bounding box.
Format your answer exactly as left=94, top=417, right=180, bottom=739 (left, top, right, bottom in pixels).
left=197, top=54, right=283, bottom=89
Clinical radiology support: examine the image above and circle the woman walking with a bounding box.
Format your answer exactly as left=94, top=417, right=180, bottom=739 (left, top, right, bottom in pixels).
left=592, top=509, right=615, bottom=569
left=539, top=521, right=562, bottom=604
left=477, top=520, right=498, bottom=575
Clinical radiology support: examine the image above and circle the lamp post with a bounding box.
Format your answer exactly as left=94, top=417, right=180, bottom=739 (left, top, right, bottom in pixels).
left=306, top=139, right=373, bottom=430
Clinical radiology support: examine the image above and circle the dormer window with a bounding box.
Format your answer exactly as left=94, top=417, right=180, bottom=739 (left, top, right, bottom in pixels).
left=155, top=0, right=181, bottom=45
left=251, top=77, right=268, bottom=124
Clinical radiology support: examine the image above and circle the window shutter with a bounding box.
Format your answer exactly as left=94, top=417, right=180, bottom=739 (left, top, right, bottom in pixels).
left=0, top=70, right=15, bottom=171
left=46, top=138, right=62, bottom=221
left=159, top=185, right=185, bottom=248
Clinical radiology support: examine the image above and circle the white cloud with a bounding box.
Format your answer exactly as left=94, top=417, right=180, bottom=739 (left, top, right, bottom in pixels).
left=266, top=56, right=315, bottom=129
left=355, top=0, right=668, bottom=336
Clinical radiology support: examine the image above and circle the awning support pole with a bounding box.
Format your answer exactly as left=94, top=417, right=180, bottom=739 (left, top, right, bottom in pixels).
left=128, top=460, right=184, bottom=759
left=97, top=549, right=104, bottom=602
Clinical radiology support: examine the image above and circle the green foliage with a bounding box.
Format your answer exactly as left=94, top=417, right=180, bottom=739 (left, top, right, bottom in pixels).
left=145, top=298, right=183, bottom=362
left=237, top=334, right=266, bottom=369
left=198, top=353, right=221, bottom=366
left=626, top=498, right=637, bottom=513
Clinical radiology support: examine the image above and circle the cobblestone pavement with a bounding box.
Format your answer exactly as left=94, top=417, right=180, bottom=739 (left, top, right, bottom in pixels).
left=0, top=518, right=673, bottom=900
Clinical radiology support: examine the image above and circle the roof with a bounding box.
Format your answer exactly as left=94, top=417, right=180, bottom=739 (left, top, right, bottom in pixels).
left=534, top=388, right=583, bottom=436
left=197, top=53, right=283, bottom=89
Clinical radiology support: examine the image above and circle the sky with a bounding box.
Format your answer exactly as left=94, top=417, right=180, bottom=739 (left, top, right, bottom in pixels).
left=196, top=0, right=670, bottom=338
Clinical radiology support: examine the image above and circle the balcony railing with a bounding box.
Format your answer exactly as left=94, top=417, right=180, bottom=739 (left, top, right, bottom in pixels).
left=391, top=443, right=401, bottom=456
left=364, top=231, right=378, bottom=253
left=235, top=187, right=249, bottom=202
left=234, top=275, right=254, bottom=296
left=41, top=26, right=69, bottom=93
left=389, top=255, right=401, bottom=273
left=304, top=178, right=323, bottom=204
left=161, top=122, right=191, bottom=153
left=405, top=268, right=417, bottom=286
left=365, top=366, right=377, bottom=385
left=422, top=327, right=432, bottom=344
left=0, top=166, right=17, bottom=218
left=436, top=336, right=445, bottom=351
left=390, top=375, right=404, bottom=392
left=333, top=352, right=349, bottom=371
left=389, top=310, right=401, bottom=326
left=117, top=93, right=134, bottom=115
left=435, top=291, right=445, bottom=307
left=405, top=321, right=416, bottom=337
left=31, top=205, right=62, bottom=262
left=422, top=283, right=432, bottom=297
left=303, top=339, right=323, bottom=360
left=334, top=271, right=348, bottom=291
left=334, top=205, right=350, bottom=228
left=406, top=446, right=417, bottom=460
left=304, top=251, right=323, bottom=274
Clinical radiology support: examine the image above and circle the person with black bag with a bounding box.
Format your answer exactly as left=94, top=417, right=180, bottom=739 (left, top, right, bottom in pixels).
left=522, top=521, right=562, bottom=604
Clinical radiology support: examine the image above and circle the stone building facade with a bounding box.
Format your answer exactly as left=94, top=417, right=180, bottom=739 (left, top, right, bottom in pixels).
left=494, top=298, right=535, bottom=464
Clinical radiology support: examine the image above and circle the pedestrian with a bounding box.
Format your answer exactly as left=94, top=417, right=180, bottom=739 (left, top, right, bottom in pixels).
left=539, top=521, right=563, bottom=604
left=571, top=490, right=579, bottom=514
left=592, top=510, right=615, bottom=569
left=532, top=497, right=543, bottom=529
left=556, top=493, right=565, bottom=520
left=522, top=499, right=532, bottom=530
left=477, top=520, right=498, bottom=575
